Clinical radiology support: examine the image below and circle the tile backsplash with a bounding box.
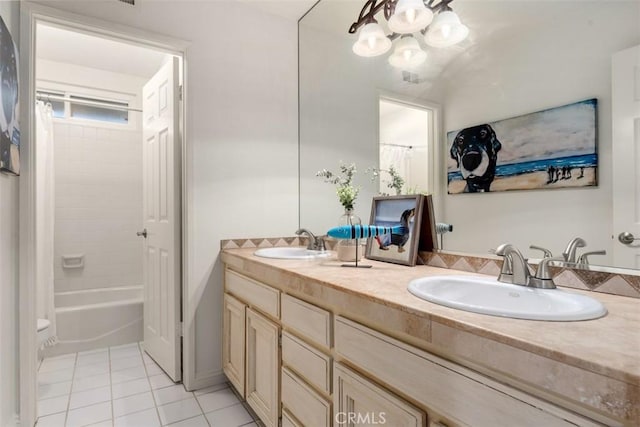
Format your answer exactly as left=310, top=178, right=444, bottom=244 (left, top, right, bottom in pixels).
left=221, top=237, right=640, bottom=299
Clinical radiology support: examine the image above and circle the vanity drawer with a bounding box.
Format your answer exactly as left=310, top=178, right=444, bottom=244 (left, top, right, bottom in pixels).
left=282, top=367, right=331, bottom=427
left=225, top=269, right=279, bottom=318
left=334, top=362, right=425, bottom=427
left=281, top=294, right=331, bottom=349
left=282, top=408, right=303, bottom=427
left=282, top=331, right=331, bottom=394
left=334, top=316, right=596, bottom=427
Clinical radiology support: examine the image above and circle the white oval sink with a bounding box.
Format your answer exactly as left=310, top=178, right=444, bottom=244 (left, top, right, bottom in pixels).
left=254, top=247, right=332, bottom=260
left=408, top=275, right=607, bottom=321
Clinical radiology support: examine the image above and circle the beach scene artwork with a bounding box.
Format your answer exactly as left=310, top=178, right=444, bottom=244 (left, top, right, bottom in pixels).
left=447, top=99, right=597, bottom=194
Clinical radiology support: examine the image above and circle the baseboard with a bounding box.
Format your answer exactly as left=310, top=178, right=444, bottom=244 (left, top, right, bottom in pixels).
left=187, top=369, right=227, bottom=391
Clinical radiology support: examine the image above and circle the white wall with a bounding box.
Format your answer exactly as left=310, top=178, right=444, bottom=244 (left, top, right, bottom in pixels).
left=0, top=1, right=21, bottom=424
left=34, top=0, right=299, bottom=387
left=36, top=59, right=145, bottom=294
left=439, top=1, right=640, bottom=261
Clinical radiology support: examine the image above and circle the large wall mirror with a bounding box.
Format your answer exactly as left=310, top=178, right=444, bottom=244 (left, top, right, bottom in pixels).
left=299, top=0, right=640, bottom=272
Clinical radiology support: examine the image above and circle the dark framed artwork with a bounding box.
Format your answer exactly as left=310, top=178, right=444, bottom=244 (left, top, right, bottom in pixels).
left=365, top=194, right=425, bottom=266
left=0, top=14, right=20, bottom=175
left=447, top=99, right=597, bottom=194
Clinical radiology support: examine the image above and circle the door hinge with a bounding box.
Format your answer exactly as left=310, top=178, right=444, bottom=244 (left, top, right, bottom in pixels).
left=179, top=85, right=183, bottom=101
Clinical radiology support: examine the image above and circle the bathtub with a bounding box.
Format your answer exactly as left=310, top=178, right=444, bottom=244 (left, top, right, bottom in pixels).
left=44, top=286, right=143, bottom=357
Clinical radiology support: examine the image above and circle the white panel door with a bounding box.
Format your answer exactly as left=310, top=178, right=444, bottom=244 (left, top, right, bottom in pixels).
left=142, top=57, right=181, bottom=381
left=612, top=45, right=640, bottom=269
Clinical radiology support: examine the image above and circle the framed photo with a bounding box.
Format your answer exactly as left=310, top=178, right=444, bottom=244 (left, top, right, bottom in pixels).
left=365, top=195, right=425, bottom=266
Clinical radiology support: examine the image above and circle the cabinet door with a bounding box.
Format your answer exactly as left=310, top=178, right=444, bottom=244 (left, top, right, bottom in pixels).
left=334, top=363, right=425, bottom=427
left=246, top=308, right=280, bottom=427
left=222, top=294, right=245, bottom=396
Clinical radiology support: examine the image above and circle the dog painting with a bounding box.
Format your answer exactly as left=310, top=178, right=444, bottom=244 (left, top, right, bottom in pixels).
left=447, top=99, right=597, bottom=194
left=366, top=195, right=425, bottom=266
left=0, top=14, right=19, bottom=175
left=449, top=124, right=502, bottom=193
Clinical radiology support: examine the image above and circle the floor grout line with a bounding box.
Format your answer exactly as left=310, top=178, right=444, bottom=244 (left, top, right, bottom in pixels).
left=39, top=344, right=257, bottom=427
left=139, top=342, right=166, bottom=426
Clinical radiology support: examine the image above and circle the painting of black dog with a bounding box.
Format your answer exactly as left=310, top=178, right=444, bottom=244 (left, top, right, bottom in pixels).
left=447, top=99, right=598, bottom=194
left=449, top=124, right=501, bottom=193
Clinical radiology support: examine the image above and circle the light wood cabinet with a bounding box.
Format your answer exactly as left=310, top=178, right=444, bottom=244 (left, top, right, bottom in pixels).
left=246, top=308, right=280, bottom=427
left=282, top=367, right=332, bottom=427
left=334, top=316, right=601, bottom=427
left=334, top=363, right=425, bottom=427
left=222, top=294, right=245, bottom=397
left=223, top=265, right=607, bottom=427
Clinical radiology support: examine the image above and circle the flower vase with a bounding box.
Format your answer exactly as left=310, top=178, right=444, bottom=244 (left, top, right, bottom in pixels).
left=336, top=209, right=364, bottom=262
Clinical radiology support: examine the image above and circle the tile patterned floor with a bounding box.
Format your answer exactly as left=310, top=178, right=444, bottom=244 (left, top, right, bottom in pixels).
left=36, top=343, right=258, bottom=427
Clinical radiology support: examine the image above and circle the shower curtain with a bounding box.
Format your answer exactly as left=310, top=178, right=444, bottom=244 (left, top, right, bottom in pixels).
left=36, top=101, right=57, bottom=346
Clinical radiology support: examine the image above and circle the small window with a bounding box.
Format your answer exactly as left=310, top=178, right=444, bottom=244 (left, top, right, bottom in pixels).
left=38, top=91, right=65, bottom=118
left=69, top=95, right=129, bottom=124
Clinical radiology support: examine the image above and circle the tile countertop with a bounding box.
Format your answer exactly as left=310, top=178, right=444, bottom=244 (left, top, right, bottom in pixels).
left=221, top=248, right=640, bottom=423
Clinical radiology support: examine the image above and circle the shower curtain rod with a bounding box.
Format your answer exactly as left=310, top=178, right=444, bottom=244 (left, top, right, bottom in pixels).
left=36, top=92, right=143, bottom=113
left=380, top=142, right=427, bottom=150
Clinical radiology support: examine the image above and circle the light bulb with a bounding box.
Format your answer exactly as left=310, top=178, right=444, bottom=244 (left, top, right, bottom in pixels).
left=387, top=0, right=433, bottom=34
left=368, top=35, right=377, bottom=50
left=405, top=8, right=416, bottom=24
left=352, top=22, right=392, bottom=57
left=441, top=24, right=451, bottom=39
left=388, top=35, right=427, bottom=69
left=424, top=10, right=469, bottom=48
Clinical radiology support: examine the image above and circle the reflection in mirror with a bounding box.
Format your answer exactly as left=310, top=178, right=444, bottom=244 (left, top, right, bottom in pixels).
left=299, top=0, right=640, bottom=271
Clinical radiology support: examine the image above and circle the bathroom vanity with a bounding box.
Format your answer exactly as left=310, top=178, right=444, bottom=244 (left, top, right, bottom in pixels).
left=221, top=248, right=639, bottom=427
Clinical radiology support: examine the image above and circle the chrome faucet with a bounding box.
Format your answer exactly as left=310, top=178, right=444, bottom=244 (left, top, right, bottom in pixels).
left=562, top=237, right=586, bottom=263
left=528, top=256, right=563, bottom=289
left=495, top=244, right=531, bottom=286
left=295, top=228, right=326, bottom=251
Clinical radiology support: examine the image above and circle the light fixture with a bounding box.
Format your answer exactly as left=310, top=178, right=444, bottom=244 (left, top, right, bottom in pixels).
left=388, top=35, right=427, bottom=69
left=387, top=0, right=433, bottom=34
left=349, top=0, right=468, bottom=66
left=352, top=21, right=393, bottom=57
left=424, top=9, right=469, bottom=48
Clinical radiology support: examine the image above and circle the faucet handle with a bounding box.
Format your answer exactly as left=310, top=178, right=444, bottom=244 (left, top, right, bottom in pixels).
left=576, top=250, right=606, bottom=266
left=528, top=256, right=564, bottom=289
left=529, top=245, right=552, bottom=258
left=315, top=235, right=327, bottom=252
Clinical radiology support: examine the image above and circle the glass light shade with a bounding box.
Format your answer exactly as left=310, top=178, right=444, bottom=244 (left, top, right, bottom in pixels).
left=388, top=0, right=433, bottom=34
left=388, top=36, right=427, bottom=69
left=352, top=22, right=392, bottom=57
left=424, top=10, right=469, bottom=48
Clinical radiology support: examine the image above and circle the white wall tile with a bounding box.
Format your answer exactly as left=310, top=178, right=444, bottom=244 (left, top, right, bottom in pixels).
left=54, top=122, right=143, bottom=293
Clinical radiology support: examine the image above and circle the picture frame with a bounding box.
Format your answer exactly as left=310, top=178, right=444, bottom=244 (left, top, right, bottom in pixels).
left=447, top=99, right=597, bottom=194
left=0, top=14, right=20, bottom=175
left=365, top=194, right=425, bottom=266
